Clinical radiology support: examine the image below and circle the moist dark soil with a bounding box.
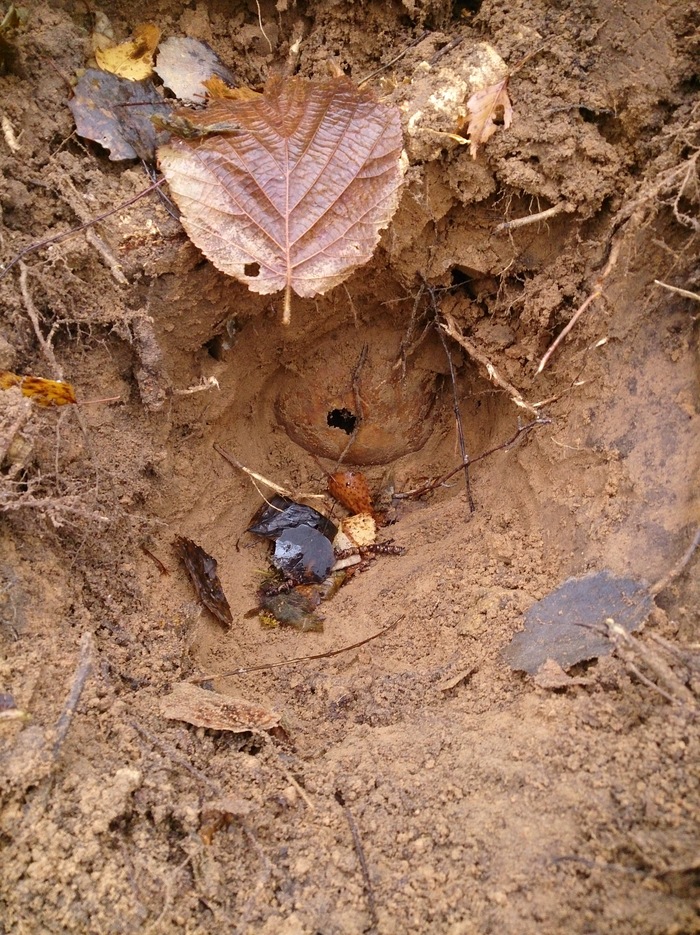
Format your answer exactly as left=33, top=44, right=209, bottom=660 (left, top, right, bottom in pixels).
left=1, top=2, right=699, bottom=933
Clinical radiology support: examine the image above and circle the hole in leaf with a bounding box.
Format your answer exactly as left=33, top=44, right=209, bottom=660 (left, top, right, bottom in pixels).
left=327, top=408, right=356, bottom=434
left=244, top=262, right=260, bottom=277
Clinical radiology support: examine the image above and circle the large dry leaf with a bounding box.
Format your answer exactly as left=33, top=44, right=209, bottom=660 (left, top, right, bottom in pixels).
left=466, top=76, right=512, bottom=159
left=157, top=76, right=405, bottom=323
left=160, top=682, right=280, bottom=732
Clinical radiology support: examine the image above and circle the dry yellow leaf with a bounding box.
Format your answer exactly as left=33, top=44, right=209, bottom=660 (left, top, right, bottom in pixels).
left=204, top=76, right=260, bottom=101
left=95, top=23, right=160, bottom=81
left=0, top=371, right=77, bottom=406
left=342, top=513, right=377, bottom=547
left=465, top=76, right=512, bottom=159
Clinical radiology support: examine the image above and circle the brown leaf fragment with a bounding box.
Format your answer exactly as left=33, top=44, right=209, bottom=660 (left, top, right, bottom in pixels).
left=533, top=659, right=594, bottom=689
left=94, top=23, right=160, bottom=81
left=157, top=76, right=405, bottom=323
left=200, top=796, right=254, bottom=844
left=160, top=682, right=280, bottom=732
left=155, top=36, right=236, bottom=104
left=0, top=371, right=77, bottom=406
left=173, top=535, right=233, bottom=628
left=465, top=76, right=512, bottom=159
left=69, top=69, right=170, bottom=161
left=328, top=470, right=375, bottom=517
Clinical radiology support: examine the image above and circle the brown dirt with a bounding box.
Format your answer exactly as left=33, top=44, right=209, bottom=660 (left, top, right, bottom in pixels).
left=1, top=2, right=699, bottom=933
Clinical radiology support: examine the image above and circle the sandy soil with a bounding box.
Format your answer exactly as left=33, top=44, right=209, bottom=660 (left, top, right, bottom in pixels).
left=1, top=1, right=699, bottom=933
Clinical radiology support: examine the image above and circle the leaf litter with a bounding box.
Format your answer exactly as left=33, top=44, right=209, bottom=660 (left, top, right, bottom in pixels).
left=247, top=494, right=337, bottom=541
left=464, top=75, right=512, bottom=159
left=155, top=36, right=236, bottom=103
left=242, top=468, right=403, bottom=631
left=160, top=682, right=280, bottom=733
left=69, top=69, right=170, bottom=162
left=157, top=75, right=405, bottom=322
left=173, top=535, right=233, bottom=629
left=0, top=372, right=77, bottom=406
left=501, top=570, right=653, bottom=676
left=94, top=22, right=160, bottom=81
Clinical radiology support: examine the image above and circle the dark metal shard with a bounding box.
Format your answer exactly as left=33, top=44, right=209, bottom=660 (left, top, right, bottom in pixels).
left=272, top=525, right=335, bottom=584
left=502, top=570, right=652, bottom=674
left=248, top=495, right=337, bottom=542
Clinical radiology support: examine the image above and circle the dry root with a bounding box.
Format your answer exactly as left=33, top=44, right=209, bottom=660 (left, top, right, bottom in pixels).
left=605, top=619, right=698, bottom=708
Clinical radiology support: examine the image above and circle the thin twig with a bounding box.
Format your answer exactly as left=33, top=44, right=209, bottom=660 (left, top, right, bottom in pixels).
left=434, top=308, right=474, bottom=511
left=495, top=201, right=570, bottom=234
left=0, top=178, right=165, bottom=280
left=141, top=544, right=170, bottom=575
left=53, top=631, right=93, bottom=756
left=604, top=619, right=695, bottom=707
left=173, top=376, right=220, bottom=396
left=650, top=527, right=700, bottom=597
left=393, top=283, right=428, bottom=376
left=56, top=173, right=128, bottom=284
left=336, top=790, right=378, bottom=932
left=536, top=290, right=602, bottom=375
left=654, top=280, right=700, bottom=302
left=259, top=733, right=315, bottom=811
left=19, top=262, right=62, bottom=379
left=441, top=311, right=538, bottom=415
left=428, top=35, right=465, bottom=66
left=624, top=660, right=678, bottom=705
left=214, top=443, right=325, bottom=500
left=334, top=343, right=368, bottom=469
left=131, top=720, right=221, bottom=792
left=357, top=30, right=430, bottom=86
left=537, top=236, right=622, bottom=374
left=254, top=0, right=273, bottom=53
left=190, top=616, right=404, bottom=682
left=395, top=418, right=550, bottom=499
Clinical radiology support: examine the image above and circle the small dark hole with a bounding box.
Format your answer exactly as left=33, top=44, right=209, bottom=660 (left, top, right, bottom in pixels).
left=327, top=408, right=356, bottom=434
left=453, top=0, right=483, bottom=16
left=244, top=262, right=260, bottom=277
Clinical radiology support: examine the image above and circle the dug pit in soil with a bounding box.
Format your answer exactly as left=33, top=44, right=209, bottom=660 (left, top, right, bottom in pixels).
left=1, top=3, right=699, bottom=934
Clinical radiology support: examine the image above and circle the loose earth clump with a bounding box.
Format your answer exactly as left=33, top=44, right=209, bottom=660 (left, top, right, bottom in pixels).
left=1, top=2, right=699, bottom=934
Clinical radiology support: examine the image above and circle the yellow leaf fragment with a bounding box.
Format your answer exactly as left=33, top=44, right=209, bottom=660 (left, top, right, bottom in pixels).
left=0, top=371, right=77, bottom=406
left=342, top=513, right=377, bottom=547
left=204, top=76, right=260, bottom=101
left=95, top=23, right=160, bottom=81
left=465, top=76, right=512, bottom=159
left=160, top=682, right=280, bottom=733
